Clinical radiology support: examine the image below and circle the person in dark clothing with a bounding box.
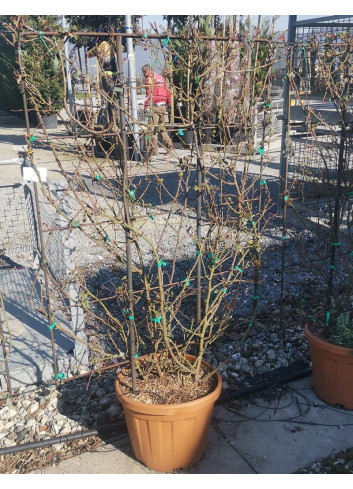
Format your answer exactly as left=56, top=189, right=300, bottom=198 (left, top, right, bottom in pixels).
left=87, top=40, right=120, bottom=127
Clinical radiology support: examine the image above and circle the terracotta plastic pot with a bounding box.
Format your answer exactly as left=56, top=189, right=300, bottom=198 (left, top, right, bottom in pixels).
left=115, top=354, right=222, bottom=472
left=305, top=324, right=353, bottom=409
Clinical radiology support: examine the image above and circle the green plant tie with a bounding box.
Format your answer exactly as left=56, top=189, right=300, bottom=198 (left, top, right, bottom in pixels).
left=329, top=265, right=335, bottom=270
left=128, top=315, right=134, bottom=320
left=135, top=354, right=139, bottom=358
left=331, top=242, right=340, bottom=247
left=196, top=250, right=201, bottom=256
left=142, top=33, right=148, bottom=40
left=302, top=299, right=306, bottom=303
left=259, top=180, right=266, bottom=185
left=235, top=265, right=243, bottom=273
left=307, top=315, right=316, bottom=322
left=208, top=252, right=214, bottom=258
left=49, top=321, right=56, bottom=330
left=184, top=279, right=190, bottom=286
left=252, top=296, right=259, bottom=300
left=94, top=175, right=101, bottom=181
left=249, top=322, right=253, bottom=327
left=54, top=373, right=66, bottom=381
left=221, top=288, right=227, bottom=293
left=157, top=260, right=166, bottom=267
left=149, top=214, right=155, bottom=220
left=257, top=147, right=265, bottom=155
left=195, top=76, right=200, bottom=84
left=282, top=236, right=286, bottom=240
left=38, top=31, right=50, bottom=52
left=129, top=189, right=135, bottom=199
left=162, top=36, right=170, bottom=46
left=284, top=195, right=289, bottom=201
left=151, top=316, right=162, bottom=323
left=326, top=310, right=331, bottom=327
left=105, top=236, right=110, bottom=243
left=29, top=136, right=36, bottom=142
left=347, top=191, right=353, bottom=197
left=71, top=219, right=80, bottom=228
left=178, top=129, right=184, bottom=136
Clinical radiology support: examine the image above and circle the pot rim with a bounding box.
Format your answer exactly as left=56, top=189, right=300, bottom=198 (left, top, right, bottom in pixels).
left=115, top=353, right=222, bottom=413
left=305, top=323, right=353, bottom=356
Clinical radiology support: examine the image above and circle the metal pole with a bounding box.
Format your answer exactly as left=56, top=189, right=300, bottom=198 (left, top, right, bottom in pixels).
left=62, top=16, right=75, bottom=130
left=15, top=30, right=58, bottom=378
left=125, top=15, right=140, bottom=161
left=278, top=15, right=297, bottom=211
left=279, top=15, right=296, bottom=331
left=0, top=308, right=13, bottom=399
left=117, top=36, right=137, bottom=392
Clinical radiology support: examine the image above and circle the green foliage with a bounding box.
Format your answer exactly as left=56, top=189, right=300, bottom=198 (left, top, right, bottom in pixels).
left=0, top=15, right=65, bottom=115
left=330, top=311, right=353, bottom=348
left=0, top=34, right=22, bottom=113
left=65, top=15, right=141, bottom=48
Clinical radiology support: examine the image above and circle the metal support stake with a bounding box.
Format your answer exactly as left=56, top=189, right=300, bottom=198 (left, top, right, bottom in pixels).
left=0, top=306, right=13, bottom=399
left=193, top=127, right=203, bottom=326
left=278, top=15, right=296, bottom=212
left=117, top=36, right=136, bottom=392
left=15, top=30, right=58, bottom=377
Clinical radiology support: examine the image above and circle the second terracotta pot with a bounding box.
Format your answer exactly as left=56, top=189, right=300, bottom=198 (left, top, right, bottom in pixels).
left=115, top=354, right=222, bottom=472
left=305, top=324, right=353, bottom=409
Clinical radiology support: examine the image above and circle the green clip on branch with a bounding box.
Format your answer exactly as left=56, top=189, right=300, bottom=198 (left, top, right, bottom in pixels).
left=38, top=31, right=50, bottom=52
left=257, top=147, right=265, bottom=155
left=54, top=373, right=66, bottom=381
left=326, top=311, right=331, bottom=327
left=49, top=321, right=56, bottom=331
left=29, top=136, right=36, bottom=143
left=162, top=36, right=170, bottom=46
left=178, top=129, right=184, bottom=136
left=151, top=316, right=162, bottom=323
left=157, top=260, right=166, bottom=268
left=71, top=219, right=80, bottom=228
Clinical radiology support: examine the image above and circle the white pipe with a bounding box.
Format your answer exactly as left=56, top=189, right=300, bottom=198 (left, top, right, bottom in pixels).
left=0, top=158, right=22, bottom=165
left=125, top=15, right=140, bottom=159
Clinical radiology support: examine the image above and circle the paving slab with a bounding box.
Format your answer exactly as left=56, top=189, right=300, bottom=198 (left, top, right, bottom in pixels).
left=31, top=375, right=353, bottom=474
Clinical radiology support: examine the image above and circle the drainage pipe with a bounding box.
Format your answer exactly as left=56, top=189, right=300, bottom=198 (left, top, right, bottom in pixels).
left=0, top=421, right=128, bottom=456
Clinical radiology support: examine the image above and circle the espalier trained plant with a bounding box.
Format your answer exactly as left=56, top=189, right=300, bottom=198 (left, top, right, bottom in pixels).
left=12, top=17, right=280, bottom=401
left=288, top=30, right=353, bottom=345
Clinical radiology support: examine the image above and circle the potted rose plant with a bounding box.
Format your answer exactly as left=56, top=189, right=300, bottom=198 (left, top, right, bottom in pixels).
left=16, top=18, right=278, bottom=472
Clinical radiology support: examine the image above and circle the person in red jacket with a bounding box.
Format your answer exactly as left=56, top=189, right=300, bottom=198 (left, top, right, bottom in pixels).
left=142, top=64, right=173, bottom=155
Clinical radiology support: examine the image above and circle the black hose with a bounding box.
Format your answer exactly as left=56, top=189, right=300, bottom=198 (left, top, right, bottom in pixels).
left=0, top=364, right=312, bottom=456
left=0, top=421, right=128, bottom=456
left=217, top=366, right=312, bottom=404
